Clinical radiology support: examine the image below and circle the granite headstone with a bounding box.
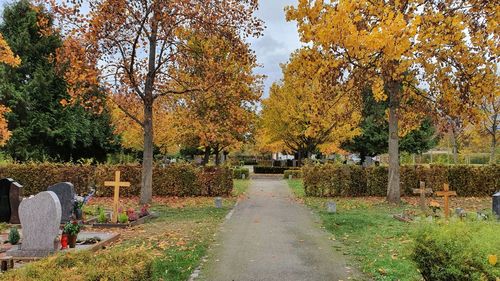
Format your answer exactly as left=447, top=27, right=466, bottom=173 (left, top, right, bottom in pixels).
left=0, top=178, right=23, bottom=224
left=493, top=192, right=500, bottom=219
left=48, top=182, right=76, bottom=223
left=8, top=191, right=61, bottom=257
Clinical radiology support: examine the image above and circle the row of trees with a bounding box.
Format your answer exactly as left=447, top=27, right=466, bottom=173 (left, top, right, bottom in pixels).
left=260, top=0, right=498, bottom=203
left=0, top=0, right=264, bottom=204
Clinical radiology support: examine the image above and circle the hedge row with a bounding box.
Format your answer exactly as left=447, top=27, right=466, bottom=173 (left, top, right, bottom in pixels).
left=254, top=166, right=300, bottom=174
left=0, top=163, right=233, bottom=197
left=233, top=168, right=249, bottom=179
left=284, top=170, right=302, bottom=179
left=412, top=222, right=499, bottom=280
left=303, top=164, right=500, bottom=197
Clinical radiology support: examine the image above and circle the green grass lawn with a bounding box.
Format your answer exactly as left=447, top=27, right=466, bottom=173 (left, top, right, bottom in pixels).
left=2, top=181, right=244, bottom=281
left=287, top=179, right=499, bottom=281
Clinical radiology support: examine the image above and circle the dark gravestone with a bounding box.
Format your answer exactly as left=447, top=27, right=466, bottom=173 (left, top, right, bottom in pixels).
left=493, top=192, right=500, bottom=219
left=47, top=182, right=76, bottom=223
left=0, top=178, right=23, bottom=224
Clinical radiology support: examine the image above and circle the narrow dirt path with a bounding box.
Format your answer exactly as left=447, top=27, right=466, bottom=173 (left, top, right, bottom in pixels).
left=199, top=176, right=360, bottom=281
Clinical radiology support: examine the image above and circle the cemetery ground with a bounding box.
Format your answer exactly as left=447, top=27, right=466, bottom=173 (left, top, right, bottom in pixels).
left=287, top=179, right=500, bottom=281
left=0, top=180, right=249, bottom=280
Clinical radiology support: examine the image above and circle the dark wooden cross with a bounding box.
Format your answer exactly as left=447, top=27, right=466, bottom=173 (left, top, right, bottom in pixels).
left=412, top=181, right=433, bottom=213
left=436, top=183, right=457, bottom=219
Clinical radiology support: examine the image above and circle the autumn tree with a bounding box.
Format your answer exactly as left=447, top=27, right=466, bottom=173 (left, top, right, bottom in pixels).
left=47, top=0, right=262, bottom=203
left=287, top=0, right=497, bottom=203
left=479, top=94, right=499, bottom=163
left=172, top=31, right=262, bottom=165
left=259, top=47, right=361, bottom=162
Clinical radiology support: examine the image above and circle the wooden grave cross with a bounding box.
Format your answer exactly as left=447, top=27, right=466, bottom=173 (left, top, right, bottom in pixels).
left=435, top=183, right=457, bottom=219
left=412, top=181, right=433, bottom=213
left=104, top=171, right=130, bottom=223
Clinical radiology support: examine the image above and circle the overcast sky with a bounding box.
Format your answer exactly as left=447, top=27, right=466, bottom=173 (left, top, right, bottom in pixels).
left=0, top=0, right=301, bottom=97
left=249, top=0, right=302, bottom=97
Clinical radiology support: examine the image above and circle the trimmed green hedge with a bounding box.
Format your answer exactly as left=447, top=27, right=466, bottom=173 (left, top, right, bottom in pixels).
left=0, top=163, right=233, bottom=197
left=254, top=166, right=299, bottom=174
left=412, top=222, right=500, bottom=280
left=233, top=167, right=250, bottom=179
left=303, top=164, right=499, bottom=197
left=283, top=169, right=302, bottom=179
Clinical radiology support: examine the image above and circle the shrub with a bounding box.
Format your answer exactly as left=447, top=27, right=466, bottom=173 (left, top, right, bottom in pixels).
left=254, top=166, right=298, bottom=174
left=233, top=167, right=250, bottom=179
left=303, top=164, right=500, bottom=197
left=2, top=247, right=154, bottom=280
left=283, top=169, right=302, bottom=179
left=8, top=227, right=20, bottom=245
left=0, top=163, right=233, bottom=197
left=412, top=222, right=500, bottom=281
left=256, top=160, right=273, bottom=167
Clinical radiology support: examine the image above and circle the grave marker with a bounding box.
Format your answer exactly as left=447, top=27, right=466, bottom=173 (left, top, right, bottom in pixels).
left=48, top=182, right=76, bottom=223
left=493, top=192, right=500, bottom=219
left=8, top=191, right=61, bottom=257
left=436, top=183, right=456, bottom=219
left=104, top=171, right=130, bottom=223
left=0, top=178, right=22, bottom=224
left=412, top=181, right=433, bottom=213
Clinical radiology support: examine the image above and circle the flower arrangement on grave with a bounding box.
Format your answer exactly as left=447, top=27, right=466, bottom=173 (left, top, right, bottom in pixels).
left=127, top=208, right=139, bottom=221
left=63, top=221, right=81, bottom=248
left=140, top=204, right=150, bottom=218
left=73, top=190, right=95, bottom=220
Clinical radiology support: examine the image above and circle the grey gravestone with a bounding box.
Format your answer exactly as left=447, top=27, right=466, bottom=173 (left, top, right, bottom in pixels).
left=215, top=197, right=223, bottom=209
left=241, top=173, right=246, bottom=180
left=48, top=182, right=75, bottom=223
left=0, top=178, right=23, bottom=224
left=493, top=192, right=500, bottom=219
left=326, top=201, right=336, bottom=213
left=8, top=191, right=61, bottom=257
left=288, top=174, right=293, bottom=180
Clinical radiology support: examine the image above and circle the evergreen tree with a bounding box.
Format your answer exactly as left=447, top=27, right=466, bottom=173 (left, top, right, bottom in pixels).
left=342, top=90, right=439, bottom=163
left=0, top=0, right=118, bottom=162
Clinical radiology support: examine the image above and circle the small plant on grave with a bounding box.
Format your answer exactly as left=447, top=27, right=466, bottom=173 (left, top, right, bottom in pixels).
left=127, top=208, right=139, bottom=221
left=429, top=200, right=441, bottom=216
left=8, top=227, right=20, bottom=245
left=63, top=221, right=81, bottom=236
left=140, top=204, right=150, bottom=217
left=118, top=212, right=129, bottom=224
left=97, top=207, right=108, bottom=223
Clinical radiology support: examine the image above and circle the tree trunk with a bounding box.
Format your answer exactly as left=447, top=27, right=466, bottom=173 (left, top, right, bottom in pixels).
left=202, top=146, right=210, bottom=166
left=214, top=145, right=221, bottom=166
left=387, top=81, right=401, bottom=204
left=140, top=18, right=158, bottom=204
left=450, top=131, right=458, bottom=164
left=140, top=100, right=154, bottom=204
left=491, top=132, right=497, bottom=164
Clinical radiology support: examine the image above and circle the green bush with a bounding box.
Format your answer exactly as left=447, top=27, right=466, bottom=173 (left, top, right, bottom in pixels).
left=283, top=169, right=302, bottom=179
left=233, top=167, right=250, bottom=179
left=303, top=164, right=500, bottom=197
left=2, top=247, right=154, bottom=280
left=8, top=227, right=20, bottom=245
left=254, top=166, right=298, bottom=174
left=412, top=222, right=500, bottom=281
left=0, top=163, right=233, bottom=197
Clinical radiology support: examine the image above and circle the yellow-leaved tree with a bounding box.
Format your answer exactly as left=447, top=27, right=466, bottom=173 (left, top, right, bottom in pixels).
left=287, top=0, right=498, bottom=203
left=172, top=31, right=262, bottom=165
left=259, top=47, right=361, bottom=162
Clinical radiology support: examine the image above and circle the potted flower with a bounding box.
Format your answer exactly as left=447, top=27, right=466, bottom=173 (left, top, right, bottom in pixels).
left=63, top=221, right=81, bottom=248
left=73, top=190, right=95, bottom=220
